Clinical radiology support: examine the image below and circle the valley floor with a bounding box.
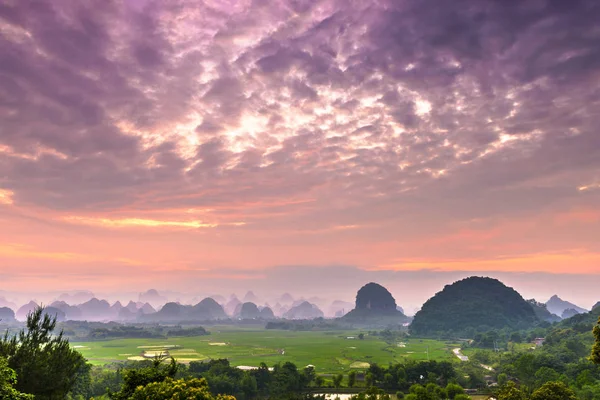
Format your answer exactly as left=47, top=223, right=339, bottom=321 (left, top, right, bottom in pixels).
left=72, top=326, right=459, bottom=373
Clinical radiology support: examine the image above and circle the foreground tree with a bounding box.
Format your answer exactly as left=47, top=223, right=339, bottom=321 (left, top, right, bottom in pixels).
left=129, top=376, right=235, bottom=400
left=0, top=357, right=33, bottom=400
left=445, top=382, right=464, bottom=399
left=496, top=381, right=526, bottom=400
left=530, top=381, right=577, bottom=400
left=592, top=316, right=600, bottom=364
left=333, top=373, right=343, bottom=388
left=348, top=370, right=357, bottom=388
left=0, top=307, right=86, bottom=399
left=109, top=356, right=178, bottom=400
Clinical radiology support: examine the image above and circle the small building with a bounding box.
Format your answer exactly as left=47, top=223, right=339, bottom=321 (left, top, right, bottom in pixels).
left=533, top=337, right=545, bottom=347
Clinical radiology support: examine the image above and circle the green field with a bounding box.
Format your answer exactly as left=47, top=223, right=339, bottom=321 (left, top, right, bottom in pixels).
left=72, top=327, right=458, bottom=373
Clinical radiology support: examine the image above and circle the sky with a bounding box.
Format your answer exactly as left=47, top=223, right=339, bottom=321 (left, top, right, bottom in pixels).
left=0, top=0, right=599, bottom=311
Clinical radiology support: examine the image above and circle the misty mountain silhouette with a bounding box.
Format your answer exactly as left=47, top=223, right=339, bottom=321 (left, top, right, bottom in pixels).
left=342, top=282, right=409, bottom=324
left=545, top=295, right=587, bottom=317
left=283, top=301, right=324, bottom=319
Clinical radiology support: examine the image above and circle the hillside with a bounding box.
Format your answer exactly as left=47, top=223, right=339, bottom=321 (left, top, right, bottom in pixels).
left=527, top=299, right=562, bottom=323
left=410, top=277, right=539, bottom=335
left=543, top=306, right=600, bottom=353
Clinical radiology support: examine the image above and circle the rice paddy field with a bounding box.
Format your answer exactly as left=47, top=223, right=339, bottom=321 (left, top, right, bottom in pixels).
left=72, top=327, right=459, bottom=373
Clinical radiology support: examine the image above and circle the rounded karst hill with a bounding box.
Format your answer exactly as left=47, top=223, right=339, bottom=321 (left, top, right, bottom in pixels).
left=0, top=307, right=15, bottom=321
left=355, top=282, right=397, bottom=311
left=342, top=282, right=409, bottom=323
left=260, top=306, right=275, bottom=319
left=237, top=302, right=261, bottom=319
left=192, top=297, right=227, bottom=320
left=410, top=276, right=539, bottom=335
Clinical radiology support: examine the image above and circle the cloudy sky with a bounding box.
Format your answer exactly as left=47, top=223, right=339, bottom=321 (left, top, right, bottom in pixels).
left=1, top=0, right=599, bottom=309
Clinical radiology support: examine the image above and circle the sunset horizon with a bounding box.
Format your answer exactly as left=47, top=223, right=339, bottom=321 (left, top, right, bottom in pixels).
left=1, top=0, right=599, bottom=311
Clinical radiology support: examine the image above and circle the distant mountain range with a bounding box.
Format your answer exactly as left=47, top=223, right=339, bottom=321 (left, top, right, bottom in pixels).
left=0, top=282, right=595, bottom=332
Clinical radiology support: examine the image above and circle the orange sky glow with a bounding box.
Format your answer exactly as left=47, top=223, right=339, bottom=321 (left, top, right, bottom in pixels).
left=1, top=0, right=599, bottom=309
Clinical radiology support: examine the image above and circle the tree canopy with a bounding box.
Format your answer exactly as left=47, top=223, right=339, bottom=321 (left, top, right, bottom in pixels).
left=109, top=356, right=178, bottom=400
left=0, top=307, right=86, bottom=399
left=0, top=357, right=33, bottom=400
left=530, top=381, right=577, bottom=400
left=129, top=377, right=235, bottom=400
left=592, top=316, right=600, bottom=364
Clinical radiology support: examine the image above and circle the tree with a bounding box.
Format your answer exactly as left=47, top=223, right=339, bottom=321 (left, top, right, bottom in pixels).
left=358, top=333, right=365, bottom=340
left=510, top=332, right=523, bottom=343
left=333, top=373, right=343, bottom=388
left=592, top=317, right=600, bottom=364
left=405, top=384, right=434, bottom=400
left=109, top=356, right=178, bottom=400
left=534, top=367, right=560, bottom=388
left=315, top=376, right=325, bottom=387
left=241, top=373, right=258, bottom=398
left=348, top=370, right=356, bottom=388
left=129, top=376, right=236, bottom=400
left=0, top=307, right=87, bottom=399
left=0, top=357, right=33, bottom=400
left=365, top=372, right=374, bottom=387
left=497, top=381, right=527, bottom=400
left=445, top=382, right=464, bottom=399
left=497, top=373, right=508, bottom=387
left=454, top=395, right=470, bottom=400
left=530, top=381, right=577, bottom=400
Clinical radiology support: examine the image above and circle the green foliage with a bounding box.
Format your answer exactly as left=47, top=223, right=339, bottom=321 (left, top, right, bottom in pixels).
left=530, top=381, right=577, bottom=400
left=87, top=326, right=163, bottom=339
left=333, top=373, right=343, bottom=388
left=109, top=356, right=178, bottom=400
left=0, top=307, right=87, bottom=399
left=445, top=382, right=464, bottom=399
left=534, top=366, right=560, bottom=387
left=348, top=370, right=357, bottom=387
left=350, top=386, right=391, bottom=400
left=129, top=377, right=235, bottom=400
left=410, top=277, right=539, bottom=336
left=406, top=384, right=433, bottom=400
left=453, top=395, right=470, bottom=400
left=0, top=357, right=33, bottom=400
left=367, top=360, right=456, bottom=390
left=265, top=320, right=349, bottom=331
left=496, top=381, right=527, bottom=400
left=592, top=317, right=600, bottom=364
